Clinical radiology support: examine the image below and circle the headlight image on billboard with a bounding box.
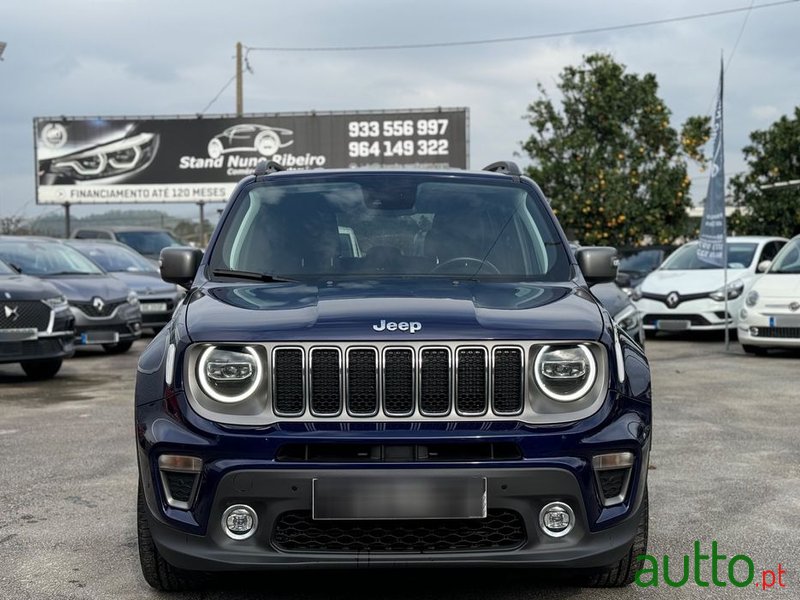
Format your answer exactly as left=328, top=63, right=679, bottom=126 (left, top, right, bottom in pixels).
left=33, top=108, right=469, bottom=204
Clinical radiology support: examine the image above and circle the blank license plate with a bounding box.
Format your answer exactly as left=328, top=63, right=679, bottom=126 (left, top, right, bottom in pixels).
left=312, top=477, right=487, bottom=520
left=0, top=328, right=37, bottom=342
left=141, top=302, right=168, bottom=313
left=769, top=316, right=800, bottom=327
left=656, top=319, right=691, bottom=331
left=80, top=331, right=119, bottom=345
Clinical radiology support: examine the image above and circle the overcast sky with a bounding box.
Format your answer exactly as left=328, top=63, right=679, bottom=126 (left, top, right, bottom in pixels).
left=1, top=0, right=798, bottom=222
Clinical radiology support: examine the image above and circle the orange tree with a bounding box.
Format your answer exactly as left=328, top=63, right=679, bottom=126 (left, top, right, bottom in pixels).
left=522, top=53, right=709, bottom=246
left=730, top=107, right=800, bottom=237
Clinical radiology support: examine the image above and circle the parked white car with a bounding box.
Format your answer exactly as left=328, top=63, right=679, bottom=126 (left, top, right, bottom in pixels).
left=737, top=235, right=800, bottom=354
left=633, top=236, right=787, bottom=333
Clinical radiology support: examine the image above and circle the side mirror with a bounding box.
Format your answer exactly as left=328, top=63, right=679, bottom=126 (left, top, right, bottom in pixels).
left=576, top=246, right=618, bottom=286
left=160, top=247, right=203, bottom=289
left=757, top=260, right=772, bottom=273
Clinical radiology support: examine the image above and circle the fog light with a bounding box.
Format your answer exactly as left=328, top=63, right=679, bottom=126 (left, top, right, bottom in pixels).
left=222, top=504, right=258, bottom=540
left=539, top=501, right=575, bottom=538
left=750, top=326, right=759, bottom=337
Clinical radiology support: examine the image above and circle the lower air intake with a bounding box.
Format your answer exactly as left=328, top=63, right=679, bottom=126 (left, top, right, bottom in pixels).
left=272, top=509, right=525, bottom=553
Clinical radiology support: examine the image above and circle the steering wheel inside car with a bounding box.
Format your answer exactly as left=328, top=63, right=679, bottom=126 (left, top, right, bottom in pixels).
left=431, top=257, right=501, bottom=275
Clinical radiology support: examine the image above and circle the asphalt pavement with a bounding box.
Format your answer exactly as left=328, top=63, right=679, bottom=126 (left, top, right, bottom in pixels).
left=0, top=335, right=797, bottom=599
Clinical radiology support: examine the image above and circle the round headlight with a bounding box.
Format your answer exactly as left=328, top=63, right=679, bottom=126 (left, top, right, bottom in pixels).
left=745, top=290, right=759, bottom=308
left=197, top=345, right=262, bottom=403
left=534, top=344, right=597, bottom=402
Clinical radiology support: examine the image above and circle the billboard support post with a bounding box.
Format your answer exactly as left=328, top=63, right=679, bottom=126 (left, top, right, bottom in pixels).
left=197, top=201, right=206, bottom=247
left=64, top=202, right=71, bottom=238
left=236, top=42, right=243, bottom=117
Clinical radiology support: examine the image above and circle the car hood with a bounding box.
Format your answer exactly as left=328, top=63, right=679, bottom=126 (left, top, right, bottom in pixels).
left=42, top=275, right=132, bottom=303
left=641, top=268, right=750, bottom=295
left=184, top=280, right=605, bottom=342
left=0, top=274, right=64, bottom=300
left=752, top=273, right=800, bottom=299
left=110, top=271, right=176, bottom=296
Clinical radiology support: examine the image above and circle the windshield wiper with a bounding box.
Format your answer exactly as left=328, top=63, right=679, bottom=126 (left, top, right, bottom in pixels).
left=212, top=269, right=298, bottom=283
left=48, top=271, right=97, bottom=276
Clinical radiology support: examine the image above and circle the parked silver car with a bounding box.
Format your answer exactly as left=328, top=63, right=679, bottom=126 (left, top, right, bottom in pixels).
left=0, top=237, right=142, bottom=354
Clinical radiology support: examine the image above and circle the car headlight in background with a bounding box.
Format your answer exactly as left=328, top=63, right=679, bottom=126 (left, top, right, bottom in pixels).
left=47, top=132, right=159, bottom=180
left=710, top=279, right=744, bottom=301
left=631, top=285, right=643, bottom=301
left=534, top=344, right=597, bottom=402
left=745, top=290, right=759, bottom=307
left=127, top=291, right=140, bottom=306
left=614, top=306, right=640, bottom=331
left=197, top=345, right=262, bottom=403
left=42, top=295, right=69, bottom=310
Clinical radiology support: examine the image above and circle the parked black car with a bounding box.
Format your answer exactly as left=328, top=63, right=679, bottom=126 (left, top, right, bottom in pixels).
left=66, top=239, right=184, bottom=332
left=615, top=245, right=676, bottom=294
left=0, top=237, right=142, bottom=354
left=71, top=226, right=185, bottom=261
left=0, top=258, right=75, bottom=379
left=592, top=282, right=645, bottom=348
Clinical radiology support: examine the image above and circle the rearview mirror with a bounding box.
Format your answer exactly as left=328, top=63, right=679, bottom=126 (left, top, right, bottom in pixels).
left=757, top=260, right=772, bottom=273
left=576, top=246, right=618, bottom=286
left=615, top=272, right=632, bottom=288
left=160, top=247, right=203, bottom=289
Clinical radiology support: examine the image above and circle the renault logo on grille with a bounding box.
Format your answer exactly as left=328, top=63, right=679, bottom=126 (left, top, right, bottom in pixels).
left=3, top=305, right=19, bottom=321
left=92, top=297, right=106, bottom=312
left=665, top=292, right=680, bottom=309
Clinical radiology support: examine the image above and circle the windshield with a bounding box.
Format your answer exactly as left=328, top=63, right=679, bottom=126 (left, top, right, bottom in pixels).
left=0, top=241, right=104, bottom=275
left=70, top=243, right=156, bottom=273
left=115, top=231, right=183, bottom=256
left=619, top=249, right=666, bottom=273
left=661, top=242, right=757, bottom=270
left=210, top=175, right=571, bottom=281
left=770, top=238, right=800, bottom=273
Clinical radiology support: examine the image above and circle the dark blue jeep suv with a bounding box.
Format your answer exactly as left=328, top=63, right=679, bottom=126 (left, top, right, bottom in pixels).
left=135, top=161, right=651, bottom=591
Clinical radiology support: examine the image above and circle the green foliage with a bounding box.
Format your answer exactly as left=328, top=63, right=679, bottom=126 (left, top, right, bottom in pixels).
left=522, top=53, right=710, bottom=246
left=730, top=107, right=800, bottom=237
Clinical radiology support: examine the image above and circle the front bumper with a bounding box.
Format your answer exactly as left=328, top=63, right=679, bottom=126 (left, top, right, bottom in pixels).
left=136, top=392, right=651, bottom=571
left=70, top=303, right=142, bottom=346
left=636, top=296, right=739, bottom=331
left=0, top=331, right=74, bottom=364
left=141, top=466, right=647, bottom=571
left=738, top=308, right=800, bottom=348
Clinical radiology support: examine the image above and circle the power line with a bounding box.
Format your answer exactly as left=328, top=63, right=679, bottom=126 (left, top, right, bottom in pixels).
left=199, top=73, right=237, bottom=115
left=246, top=1, right=797, bottom=53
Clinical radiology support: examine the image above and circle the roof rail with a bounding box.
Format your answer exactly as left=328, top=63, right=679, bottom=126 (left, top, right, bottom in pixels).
left=254, top=160, right=287, bottom=176
left=482, top=161, right=521, bottom=176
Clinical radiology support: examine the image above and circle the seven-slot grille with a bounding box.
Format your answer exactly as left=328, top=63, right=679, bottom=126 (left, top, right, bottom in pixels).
left=0, top=301, right=51, bottom=331
left=272, top=345, right=524, bottom=418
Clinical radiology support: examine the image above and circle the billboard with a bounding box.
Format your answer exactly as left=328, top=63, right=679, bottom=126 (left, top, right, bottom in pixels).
left=33, top=108, right=469, bottom=205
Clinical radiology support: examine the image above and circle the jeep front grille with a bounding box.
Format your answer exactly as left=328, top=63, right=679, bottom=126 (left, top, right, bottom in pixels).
left=271, top=344, right=524, bottom=419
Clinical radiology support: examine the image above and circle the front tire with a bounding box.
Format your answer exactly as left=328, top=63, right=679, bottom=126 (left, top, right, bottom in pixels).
left=742, top=344, right=768, bottom=356
left=137, top=483, right=200, bottom=592
left=102, top=340, right=133, bottom=354
left=584, top=488, right=649, bottom=587
left=20, top=358, right=62, bottom=380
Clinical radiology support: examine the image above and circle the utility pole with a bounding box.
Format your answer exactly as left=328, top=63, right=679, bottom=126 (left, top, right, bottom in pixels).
left=64, top=203, right=71, bottom=238
left=197, top=201, right=205, bottom=247
left=236, top=42, right=243, bottom=116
